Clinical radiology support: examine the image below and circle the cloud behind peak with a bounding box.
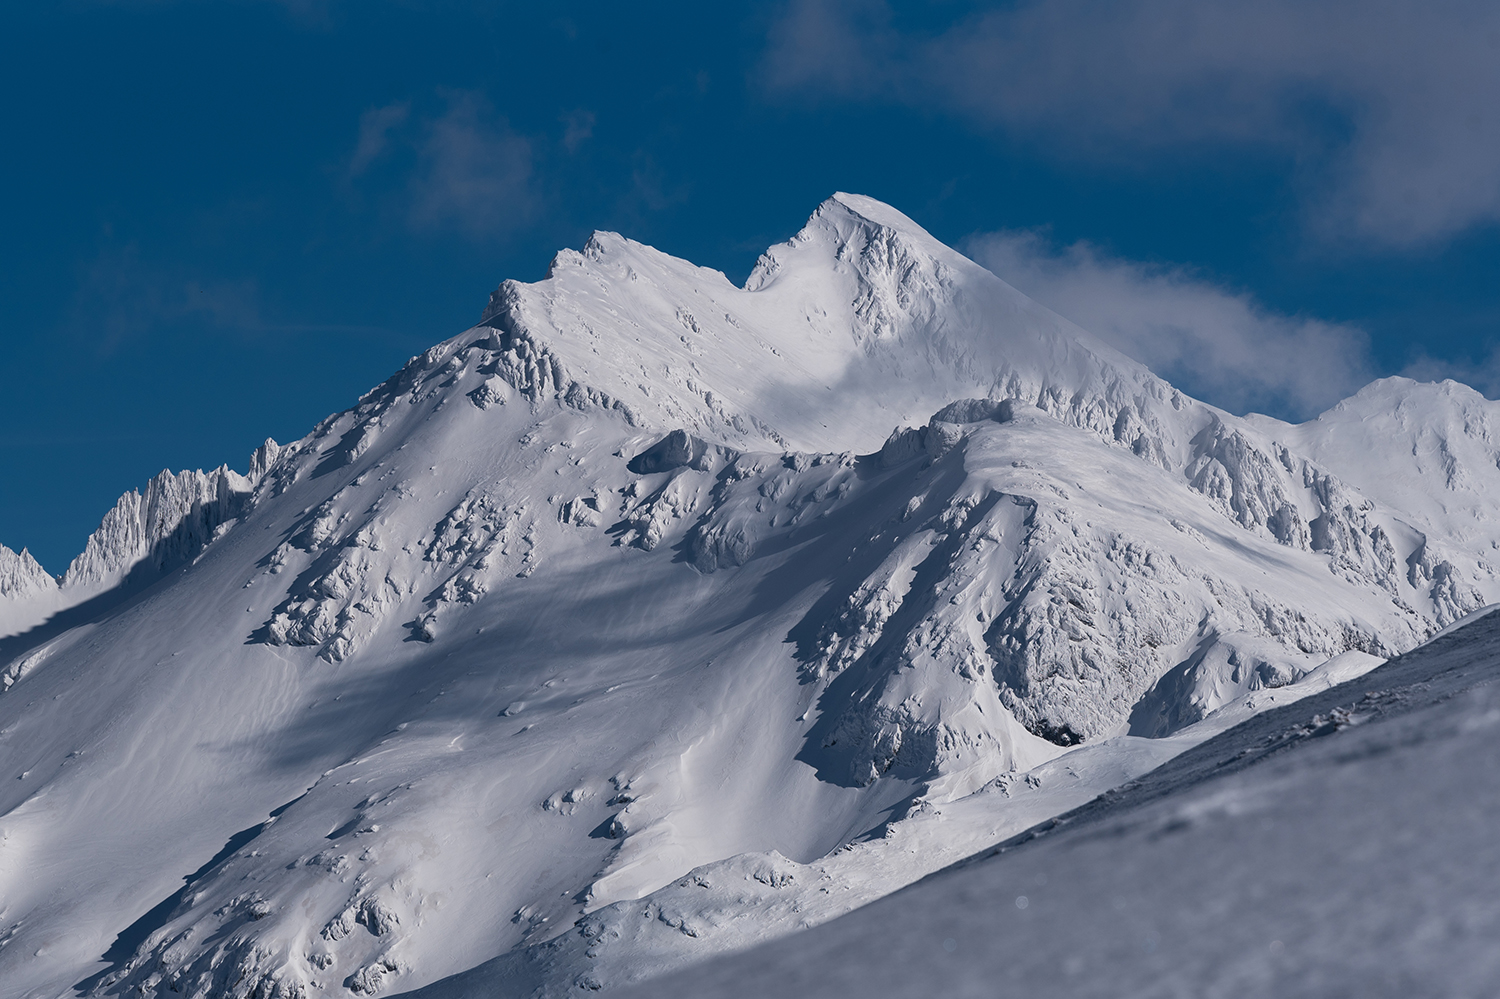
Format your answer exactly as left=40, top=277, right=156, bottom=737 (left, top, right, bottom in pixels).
left=766, top=0, right=1500, bottom=249
left=966, top=228, right=1376, bottom=421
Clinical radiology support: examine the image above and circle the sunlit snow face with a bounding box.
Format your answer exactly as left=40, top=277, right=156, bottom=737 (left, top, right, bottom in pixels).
left=3, top=191, right=1494, bottom=999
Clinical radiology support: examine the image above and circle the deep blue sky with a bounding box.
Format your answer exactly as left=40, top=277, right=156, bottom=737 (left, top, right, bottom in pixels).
left=4, top=1, right=1499, bottom=573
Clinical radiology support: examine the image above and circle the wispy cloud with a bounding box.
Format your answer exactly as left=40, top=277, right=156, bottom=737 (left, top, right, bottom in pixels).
left=72, top=243, right=401, bottom=354
left=349, top=101, right=410, bottom=177
left=347, top=92, right=540, bottom=240
left=765, top=0, right=1500, bottom=248
left=562, top=109, right=596, bottom=153
left=74, top=244, right=264, bottom=352
left=966, top=230, right=1376, bottom=421
left=409, top=93, right=537, bottom=238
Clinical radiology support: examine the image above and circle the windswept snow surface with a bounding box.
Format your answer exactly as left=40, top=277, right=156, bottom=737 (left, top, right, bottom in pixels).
left=625, top=608, right=1500, bottom=999
left=404, top=646, right=1384, bottom=999
left=0, top=193, right=1497, bottom=999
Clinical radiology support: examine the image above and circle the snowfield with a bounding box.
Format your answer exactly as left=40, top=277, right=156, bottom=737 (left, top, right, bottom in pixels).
left=2, top=194, right=1498, bottom=998
left=616, top=606, right=1500, bottom=999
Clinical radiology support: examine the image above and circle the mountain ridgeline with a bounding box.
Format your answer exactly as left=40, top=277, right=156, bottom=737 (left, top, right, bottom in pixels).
left=2, top=194, right=1499, bottom=999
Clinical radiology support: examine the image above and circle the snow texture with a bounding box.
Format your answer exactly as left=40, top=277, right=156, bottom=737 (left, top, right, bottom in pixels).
left=0, top=545, right=52, bottom=600
left=0, top=193, right=1497, bottom=999
left=620, top=608, right=1500, bottom=999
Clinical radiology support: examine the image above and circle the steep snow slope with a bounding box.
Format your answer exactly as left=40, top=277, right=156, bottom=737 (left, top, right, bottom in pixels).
left=1251, top=376, right=1500, bottom=528
left=491, top=192, right=1196, bottom=460
left=1249, top=377, right=1500, bottom=625
left=630, top=607, right=1500, bottom=999
left=408, top=648, right=1385, bottom=999
left=0, top=194, right=1495, bottom=999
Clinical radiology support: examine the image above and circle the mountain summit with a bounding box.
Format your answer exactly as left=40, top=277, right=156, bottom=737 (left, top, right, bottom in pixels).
left=2, top=196, right=1498, bottom=998
left=480, top=192, right=1184, bottom=457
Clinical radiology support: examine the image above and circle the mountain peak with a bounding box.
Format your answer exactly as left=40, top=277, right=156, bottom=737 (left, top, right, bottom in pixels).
left=0, top=543, right=54, bottom=599
left=9, top=194, right=1495, bottom=999
left=744, top=191, right=957, bottom=294
left=479, top=193, right=1192, bottom=460
left=1336, top=374, right=1493, bottom=414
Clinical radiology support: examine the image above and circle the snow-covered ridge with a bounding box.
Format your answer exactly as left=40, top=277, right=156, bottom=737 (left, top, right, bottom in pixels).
left=58, top=440, right=284, bottom=596
left=621, top=610, right=1500, bottom=999
left=0, top=544, right=52, bottom=599
left=0, top=439, right=287, bottom=616
left=478, top=193, right=1495, bottom=638
left=485, top=192, right=1201, bottom=462
left=4, top=193, right=1500, bottom=999
left=0, top=545, right=62, bottom=644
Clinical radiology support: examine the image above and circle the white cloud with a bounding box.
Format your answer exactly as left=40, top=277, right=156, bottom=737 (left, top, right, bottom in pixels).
left=766, top=0, right=1500, bottom=248
left=966, top=230, right=1376, bottom=420
left=409, top=93, right=537, bottom=238
left=562, top=109, right=595, bottom=153
left=349, top=102, right=410, bottom=177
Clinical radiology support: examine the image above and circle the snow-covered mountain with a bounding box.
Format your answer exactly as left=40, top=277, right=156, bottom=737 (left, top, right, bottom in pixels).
left=619, top=605, right=1500, bottom=999
left=2, top=193, right=1498, bottom=998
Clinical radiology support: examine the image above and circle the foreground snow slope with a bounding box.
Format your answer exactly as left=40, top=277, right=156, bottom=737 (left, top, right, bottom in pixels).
left=1, top=194, right=1499, bottom=999
left=628, top=607, right=1500, bottom=999
left=406, top=648, right=1385, bottom=999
